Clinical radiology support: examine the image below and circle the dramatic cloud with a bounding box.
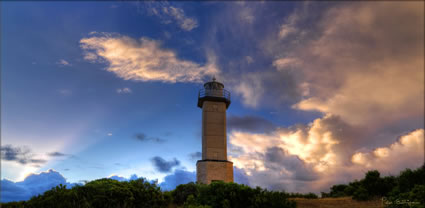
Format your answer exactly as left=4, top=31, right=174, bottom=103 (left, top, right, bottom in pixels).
left=134, top=133, right=165, bottom=143
left=220, top=2, right=424, bottom=193
left=228, top=115, right=276, bottom=133
left=351, top=129, right=424, bottom=173
left=0, top=169, right=77, bottom=203
left=265, top=147, right=318, bottom=181
left=80, top=33, right=217, bottom=83
left=151, top=156, right=180, bottom=173
left=1, top=145, right=47, bottom=165
left=229, top=117, right=424, bottom=192
left=279, top=2, right=424, bottom=127
left=116, top=87, right=132, bottom=94
left=159, top=169, right=196, bottom=191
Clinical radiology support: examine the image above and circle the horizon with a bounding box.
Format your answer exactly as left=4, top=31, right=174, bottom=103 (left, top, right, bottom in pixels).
left=1, top=1, right=424, bottom=203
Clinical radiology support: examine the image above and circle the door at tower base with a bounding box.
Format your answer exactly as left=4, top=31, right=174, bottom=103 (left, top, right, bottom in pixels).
left=196, top=160, right=233, bottom=184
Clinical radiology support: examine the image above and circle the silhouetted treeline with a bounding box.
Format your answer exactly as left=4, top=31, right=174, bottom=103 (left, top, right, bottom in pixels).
left=1, top=180, right=295, bottom=208
left=321, top=165, right=424, bottom=207
left=287, top=192, right=318, bottom=199
left=2, top=165, right=423, bottom=208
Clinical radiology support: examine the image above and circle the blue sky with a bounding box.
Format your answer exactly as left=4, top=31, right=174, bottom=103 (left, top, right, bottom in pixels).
left=1, top=1, right=424, bottom=202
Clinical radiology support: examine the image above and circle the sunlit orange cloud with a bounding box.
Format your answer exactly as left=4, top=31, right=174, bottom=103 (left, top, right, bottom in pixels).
left=229, top=120, right=423, bottom=193
left=80, top=33, right=218, bottom=83
left=283, top=2, right=424, bottom=127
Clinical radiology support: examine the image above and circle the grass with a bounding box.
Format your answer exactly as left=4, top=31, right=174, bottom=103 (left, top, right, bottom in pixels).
left=291, top=197, right=384, bottom=208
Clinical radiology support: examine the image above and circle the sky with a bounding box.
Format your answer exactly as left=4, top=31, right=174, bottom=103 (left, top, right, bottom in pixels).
left=1, top=1, right=424, bottom=202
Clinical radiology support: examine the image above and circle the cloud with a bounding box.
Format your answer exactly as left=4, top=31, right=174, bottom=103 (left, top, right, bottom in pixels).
left=277, top=2, right=424, bottom=127
left=278, top=12, right=300, bottom=39
left=230, top=70, right=300, bottom=109
left=239, top=7, right=255, bottom=24
left=265, top=147, right=318, bottom=181
left=272, top=57, right=300, bottom=71
left=143, top=2, right=198, bottom=31
left=233, top=167, right=250, bottom=186
left=108, top=174, right=131, bottom=182
left=351, top=129, right=424, bottom=173
left=227, top=115, right=276, bottom=133
left=80, top=33, right=218, bottom=83
left=188, top=152, right=201, bottom=161
left=228, top=115, right=424, bottom=192
left=245, top=56, right=254, bottom=64
left=48, top=152, right=67, bottom=157
left=134, top=133, right=165, bottom=143
left=57, top=59, right=71, bottom=66
left=151, top=156, right=180, bottom=173
left=162, top=6, right=198, bottom=31
left=196, top=2, right=304, bottom=109
left=159, top=169, right=196, bottom=191
left=233, top=73, right=265, bottom=108
left=222, top=3, right=424, bottom=193
left=116, top=87, right=132, bottom=94
left=0, top=169, right=77, bottom=203
left=158, top=167, right=252, bottom=191
left=1, top=145, right=47, bottom=165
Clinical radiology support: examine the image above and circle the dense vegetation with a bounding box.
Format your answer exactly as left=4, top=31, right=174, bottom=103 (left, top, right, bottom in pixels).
left=2, top=165, right=423, bottom=208
left=2, top=178, right=167, bottom=208
left=322, top=165, right=424, bottom=207
left=1, top=180, right=295, bottom=208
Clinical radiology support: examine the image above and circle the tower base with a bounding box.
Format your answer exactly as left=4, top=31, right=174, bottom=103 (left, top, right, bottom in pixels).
left=196, top=160, right=233, bottom=184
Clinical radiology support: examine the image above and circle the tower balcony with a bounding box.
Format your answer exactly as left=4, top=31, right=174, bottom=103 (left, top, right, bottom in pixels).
left=197, top=89, right=231, bottom=109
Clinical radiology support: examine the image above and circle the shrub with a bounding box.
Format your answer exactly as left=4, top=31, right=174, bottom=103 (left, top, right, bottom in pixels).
left=172, top=182, right=199, bottom=206
left=352, top=186, right=369, bottom=201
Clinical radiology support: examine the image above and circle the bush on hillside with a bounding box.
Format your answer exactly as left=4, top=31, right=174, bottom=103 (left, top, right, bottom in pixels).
left=321, top=165, right=425, bottom=204
left=173, top=181, right=296, bottom=208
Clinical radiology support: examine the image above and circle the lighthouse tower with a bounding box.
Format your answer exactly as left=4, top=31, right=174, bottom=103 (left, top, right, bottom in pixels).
left=196, top=77, right=233, bottom=184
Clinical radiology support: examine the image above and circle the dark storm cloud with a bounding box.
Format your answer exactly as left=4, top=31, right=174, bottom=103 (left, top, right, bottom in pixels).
left=228, top=115, right=276, bottom=133
left=188, top=152, right=202, bottom=161
left=265, top=147, right=318, bottom=181
left=151, top=156, right=180, bottom=173
left=1, top=145, right=46, bottom=165
left=134, top=133, right=166, bottom=143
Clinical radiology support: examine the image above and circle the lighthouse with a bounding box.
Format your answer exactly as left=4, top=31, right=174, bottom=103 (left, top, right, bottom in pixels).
left=196, top=77, right=233, bottom=184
